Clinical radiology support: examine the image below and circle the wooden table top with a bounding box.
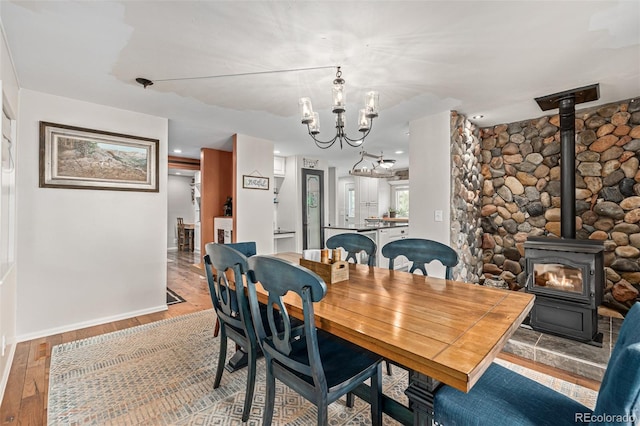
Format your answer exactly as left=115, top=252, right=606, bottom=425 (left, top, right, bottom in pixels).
left=269, top=252, right=535, bottom=393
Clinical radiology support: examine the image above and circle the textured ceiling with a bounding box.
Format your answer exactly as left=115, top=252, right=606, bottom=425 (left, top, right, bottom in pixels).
left=2, top=1, right=639, bottom=175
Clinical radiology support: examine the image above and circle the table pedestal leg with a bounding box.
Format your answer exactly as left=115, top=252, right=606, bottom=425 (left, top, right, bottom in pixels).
left=225, top=347, right=248, bottom=372
left=404, top=371, right=441, bottom=426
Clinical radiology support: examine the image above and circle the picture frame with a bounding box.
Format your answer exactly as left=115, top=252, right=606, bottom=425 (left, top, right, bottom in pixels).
left=39, top=121, right=159, bottom=192
left=242, top=174, right=269, bottom=190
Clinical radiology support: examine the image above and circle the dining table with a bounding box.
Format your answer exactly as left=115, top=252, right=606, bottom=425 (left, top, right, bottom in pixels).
left=261, top=252, right=535, bottom=425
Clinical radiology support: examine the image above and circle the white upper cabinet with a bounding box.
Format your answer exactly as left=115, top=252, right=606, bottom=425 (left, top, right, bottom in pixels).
left=355, top=177, right=390, bottom=222
left=274, top=156, right=286, bottom=177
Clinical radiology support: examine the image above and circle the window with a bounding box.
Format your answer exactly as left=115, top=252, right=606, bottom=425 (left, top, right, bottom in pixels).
left=392, top=184, right=409, bottom=217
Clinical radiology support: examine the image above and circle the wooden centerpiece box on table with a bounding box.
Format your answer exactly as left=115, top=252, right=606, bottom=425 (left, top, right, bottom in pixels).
left=299, top=258, right=349, bottom=284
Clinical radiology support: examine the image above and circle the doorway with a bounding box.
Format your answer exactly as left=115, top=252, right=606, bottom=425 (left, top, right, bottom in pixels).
left=302, top=169, right=324, bottom=249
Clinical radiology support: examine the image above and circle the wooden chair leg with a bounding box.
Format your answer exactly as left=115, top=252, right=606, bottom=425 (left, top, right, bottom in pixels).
left=263, top=363, right=276, bottom=426
left=213, top=318, right=220, bottom=337
left=213, top=328, right=227, bottom=389
left=346, top=392, right=354, bottom=408
left=371, top=364, right=383, bottom=426
left=242, top=347, right=257, bottom=422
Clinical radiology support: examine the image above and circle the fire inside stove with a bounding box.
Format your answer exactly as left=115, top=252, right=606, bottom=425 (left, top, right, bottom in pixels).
left=533, top=264, right=583, bottom=294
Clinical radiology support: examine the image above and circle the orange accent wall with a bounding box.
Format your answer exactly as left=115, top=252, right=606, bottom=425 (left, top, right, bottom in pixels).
left=200, top=148, right=233, bottom=256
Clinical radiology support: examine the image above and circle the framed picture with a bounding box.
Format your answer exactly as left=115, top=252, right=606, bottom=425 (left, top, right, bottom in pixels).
left=39, top=121, right=159, bottom=192
left=242, top=174, right=269, bottom=190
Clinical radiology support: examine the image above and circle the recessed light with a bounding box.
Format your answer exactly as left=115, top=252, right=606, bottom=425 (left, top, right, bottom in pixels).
left=173, top=149, right=182, bottom=153
left=274, top=150, right=280, bottom=154
left=395, top=150, right=404, bottom=155
left=175, top=172, right=181, bottom=175
left=472, top=115, right=484, bottom=119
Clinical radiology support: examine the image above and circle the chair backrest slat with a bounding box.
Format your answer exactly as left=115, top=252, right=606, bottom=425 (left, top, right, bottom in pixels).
left=326, top=233, right=377, bottom=266
left=381, top=238, right=458, bottom=279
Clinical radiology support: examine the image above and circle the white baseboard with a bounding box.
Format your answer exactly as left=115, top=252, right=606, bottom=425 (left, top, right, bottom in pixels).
left=0, top=343, right=16, bottom=406
left=16, top=305, right=168, bottom=343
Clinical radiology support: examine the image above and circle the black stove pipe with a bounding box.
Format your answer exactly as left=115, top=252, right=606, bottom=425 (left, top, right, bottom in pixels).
left=559, top=96, right=576, bottom=239
left=535, top=84, right=600, bottom=239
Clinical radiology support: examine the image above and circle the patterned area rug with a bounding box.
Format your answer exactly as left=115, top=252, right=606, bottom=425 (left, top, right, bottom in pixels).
left=48, top=310, right=597, bottom=425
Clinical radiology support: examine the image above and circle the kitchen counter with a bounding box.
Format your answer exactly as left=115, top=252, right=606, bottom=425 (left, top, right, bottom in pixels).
left=324, top=222, right=408, bottom=232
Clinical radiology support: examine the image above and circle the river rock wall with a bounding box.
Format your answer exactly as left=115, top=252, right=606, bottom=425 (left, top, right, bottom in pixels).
left=450, top=112, right=483, bottom=283
left=479, top=97, right=640, bottom=315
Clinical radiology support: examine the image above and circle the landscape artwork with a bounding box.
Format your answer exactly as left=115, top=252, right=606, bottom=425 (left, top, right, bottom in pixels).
left=39, top=122, right=159, bottom=192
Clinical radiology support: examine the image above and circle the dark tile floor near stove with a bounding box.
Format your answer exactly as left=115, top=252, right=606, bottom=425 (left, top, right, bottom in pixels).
left=503, top=314, right=623, bottom=381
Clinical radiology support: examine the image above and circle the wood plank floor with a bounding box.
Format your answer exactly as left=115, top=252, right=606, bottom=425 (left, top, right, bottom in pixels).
left=0, top=250, right=600, bottom=424
left=0, top=250, right=211, bottom=425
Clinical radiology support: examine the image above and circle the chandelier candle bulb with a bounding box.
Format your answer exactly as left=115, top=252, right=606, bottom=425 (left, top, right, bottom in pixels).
left=309, top=112, right=320, bottom=134
left=365, top=91, right=379, bottom=117
left=358, top=109, right=370, bottom=132
left=332, top=77, right=346, bottom=113
left=299, top=97, right=314, bottom=124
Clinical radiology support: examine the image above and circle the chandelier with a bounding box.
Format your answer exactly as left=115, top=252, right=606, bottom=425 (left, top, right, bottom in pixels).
left=299, top=67, right=379, bottom=149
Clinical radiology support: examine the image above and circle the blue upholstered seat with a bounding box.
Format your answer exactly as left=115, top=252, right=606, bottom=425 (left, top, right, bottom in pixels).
left=381, top=238, right=458, bottom=279
left=246, top=255, right=383, bottom=426
left=203, top=242, right=258, bottom=423
left=326, top=233, right=377, bottom=266
left=434, top=303, right=640, bottom=425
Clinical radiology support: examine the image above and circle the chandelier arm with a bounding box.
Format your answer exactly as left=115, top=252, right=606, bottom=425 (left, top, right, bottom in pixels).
left=341, top=118, right=374, bottom=144
left=307, top=130, right=341, bottom=149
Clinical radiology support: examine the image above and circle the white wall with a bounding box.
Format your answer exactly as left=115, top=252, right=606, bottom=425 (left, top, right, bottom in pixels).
left=0, top=17, right=20, bottom=402
left=16, top=89, right=168, bottom=340
left=277, top=156, right=300, bottom=251
left=234, top=134, right=274, bottom=254
left=167, top=174, right=195, bottom=250
left=409, top=110, right=451, bottom=278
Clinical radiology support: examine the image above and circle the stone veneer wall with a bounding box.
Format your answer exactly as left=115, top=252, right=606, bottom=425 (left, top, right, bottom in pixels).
left=480, top=97, right=640, bottom=315
left=450, top=111, right=483, bottom=283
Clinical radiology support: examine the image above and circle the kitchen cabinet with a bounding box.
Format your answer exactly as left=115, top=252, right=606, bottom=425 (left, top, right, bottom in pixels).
left=355, top=177, right=390, bottom=222
left=377, top=226, right=410, bottom=270
left=274, top=155, right=286, bottom=177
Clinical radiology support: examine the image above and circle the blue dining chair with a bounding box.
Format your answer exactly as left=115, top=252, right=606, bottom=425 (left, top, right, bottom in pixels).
left=326, top=233, right=377, bottom=266
left=246, top=255, right=383, bottom=426
left=381, top=238, right=459, bottom=279
left=203, top=242, right=258, bottom=422
left=225, top=241, right=257, bottom=258
left=433, top=302, right=640, bottom=425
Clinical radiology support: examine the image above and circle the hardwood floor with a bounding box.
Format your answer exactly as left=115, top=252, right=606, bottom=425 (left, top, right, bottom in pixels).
left=0, top=250, right=211, bottom=425
left=0, top=250, right=600, bottom=424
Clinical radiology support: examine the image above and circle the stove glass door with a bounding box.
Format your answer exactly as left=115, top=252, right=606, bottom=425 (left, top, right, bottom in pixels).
left=533, top=263, right=583, bottom=294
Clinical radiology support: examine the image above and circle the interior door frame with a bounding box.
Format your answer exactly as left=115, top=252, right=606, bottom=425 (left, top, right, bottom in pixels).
left=302, top=168, right=325, bottom=250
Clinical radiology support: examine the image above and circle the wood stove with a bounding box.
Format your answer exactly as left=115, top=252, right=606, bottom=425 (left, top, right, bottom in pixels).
left=525, top=237, right=604, bottom=344
left=525, top=84, right=605, bottom=346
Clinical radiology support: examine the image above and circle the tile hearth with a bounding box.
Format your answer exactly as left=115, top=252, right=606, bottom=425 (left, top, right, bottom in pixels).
left=503, top=313, right=623, bottom=382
